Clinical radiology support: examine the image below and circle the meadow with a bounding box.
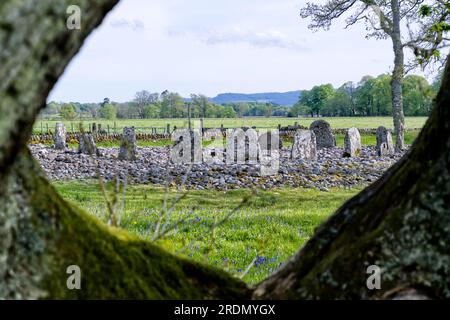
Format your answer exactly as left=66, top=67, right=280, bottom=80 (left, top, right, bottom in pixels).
left=54, top=181, right=359, bottom=284
left=34, top=116, right=428, bottom=133
left=48, top=116, right=422, bottom=284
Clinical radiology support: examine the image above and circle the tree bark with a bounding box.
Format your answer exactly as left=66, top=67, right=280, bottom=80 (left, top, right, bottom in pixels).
left=1, top=1, right=450, bottom=300
left=390, top=0, right=406, bottom=151
left=253, top=58, right=450, bottom=299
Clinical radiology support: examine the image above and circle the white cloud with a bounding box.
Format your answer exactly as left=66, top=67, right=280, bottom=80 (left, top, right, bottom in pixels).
left=48, top=0, right=410, bottom=103
left=169, top=26, right=307, bottom=51
left=109, top=18, right=145, bottom=31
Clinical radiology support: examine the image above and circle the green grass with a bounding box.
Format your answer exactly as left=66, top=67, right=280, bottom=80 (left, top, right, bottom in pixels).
left=34, top=117, right=428, bottom=133
left=53, top=181, right=358, bottom=284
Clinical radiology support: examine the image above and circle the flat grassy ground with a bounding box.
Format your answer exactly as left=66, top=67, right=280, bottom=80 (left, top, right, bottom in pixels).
left=54, top=181, right=358, bottom=284
left=34, top=117, right=428, bottom=133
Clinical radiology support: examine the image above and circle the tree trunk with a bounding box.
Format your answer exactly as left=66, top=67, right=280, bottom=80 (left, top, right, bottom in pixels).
left=390, top=0, right=406, bottom=151
left=254, top=59, right=450, bottom=299
left=1, top=1, right=450, bottom=300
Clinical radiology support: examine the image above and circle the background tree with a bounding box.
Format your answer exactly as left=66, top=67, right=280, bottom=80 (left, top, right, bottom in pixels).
left=190, top=94, right=209, bottom=118
left=160, top=92, right=184, bottom=118
left=134, top=90, right=159, bottom=119
left=402, top=75, right=434, bottom=116
left=300, top=0, right=448, bottom=151
left=143, top=104, right=161, bottom=119
left=59, top=103, right=77, bottom=120
left=405, top=1, right=450, bottom=68
left=100, top=103, right=117, bottom=120
left=322, top=90, right=352, bottom=116
left=300, top=84, right=334, bottom=117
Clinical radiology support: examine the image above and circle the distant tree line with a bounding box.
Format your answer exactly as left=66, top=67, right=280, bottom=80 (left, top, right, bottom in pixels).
left=290, top=73, right=441, bottom=118
left=44, top=91, right=291, bottom=120
left=43, top=72, right=441, bottom=121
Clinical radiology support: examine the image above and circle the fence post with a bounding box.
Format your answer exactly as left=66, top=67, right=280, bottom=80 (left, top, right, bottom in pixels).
left=114, top=121, right=117, bottom=134
left=107, top=124, right=110, bottom=135
left=46, top=123, right=49, bottom=134
left=167, top=124, right=171, bottom=134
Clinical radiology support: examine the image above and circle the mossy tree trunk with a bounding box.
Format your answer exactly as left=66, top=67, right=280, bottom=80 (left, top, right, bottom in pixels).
left=1, top=1, right=450, bottom=299
left=254, top=60, right=450, bottom=299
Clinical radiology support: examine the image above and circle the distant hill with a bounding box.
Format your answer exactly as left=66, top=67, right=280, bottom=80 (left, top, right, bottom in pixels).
left=211, top=91, right=301, bottom=106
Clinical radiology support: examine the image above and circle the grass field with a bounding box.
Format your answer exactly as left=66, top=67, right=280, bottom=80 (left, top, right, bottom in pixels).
left=47, top=116, right=422, bottom=284
left=54, top=181, right=358, bottom=284
left=34, top=116, right=428, bottom=133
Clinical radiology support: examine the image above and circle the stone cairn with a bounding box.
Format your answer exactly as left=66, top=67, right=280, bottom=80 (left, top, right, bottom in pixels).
left=291, top=130, right=317, bottom=160
left=343, top=127, right=362, bottom=157
left=310, top=120, right=336, bottom=149
left=376, top=126, right=394, bottom=156
left=78, top=133, right=100, bottom=156
left=54, top=122, right=66, bottom=150
left=118, top=127, right=137, bottom=161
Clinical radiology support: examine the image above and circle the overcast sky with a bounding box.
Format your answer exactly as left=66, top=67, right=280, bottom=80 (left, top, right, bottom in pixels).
left=49, top=0, right=415, bottom=103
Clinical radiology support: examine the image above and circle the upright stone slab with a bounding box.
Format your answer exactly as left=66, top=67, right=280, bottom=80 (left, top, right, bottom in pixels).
left=291, top=130, right=317, bottom=160
left=309, top=120, right=336, bottom=149
left=78, top=133, right=100, bottom=156
left=171, top=129, right=202, bottom=164
left=118, top=127, right=137, bottom=161
left=259, top=131, right=283, bottom=150
left=376, top=126, right=394, bottom=156
left=54, top=122, right=66, bottom=150
left=343, top=127, right=362, bottom=157
left=226, top=127, right=259, bottom=164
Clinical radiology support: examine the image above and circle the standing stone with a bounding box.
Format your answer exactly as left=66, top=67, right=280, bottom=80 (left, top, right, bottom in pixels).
left=78, top=133, right=100, bottom=156
left=226, top=127, right=259, bottom=164
left=54, top=122, right=66, bottom=149
left=309, top=120, right=336, bottom=149
left=259, top=131, right=283, bottom=150
left=118, top=127, right=137, bottom=161
left=291, top=130, right=317, bottom=160
left=343, top=128, right=362, bottom=157
left=376, top=126, right=394, bottom=156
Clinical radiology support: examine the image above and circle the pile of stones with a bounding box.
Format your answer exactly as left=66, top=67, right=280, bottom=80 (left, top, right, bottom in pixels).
left=32, top=121, right=405, bottom=191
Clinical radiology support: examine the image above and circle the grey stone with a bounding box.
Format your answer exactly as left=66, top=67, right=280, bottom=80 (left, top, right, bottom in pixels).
left=309, top=120, right=336, bottom=149
left=78, top=133, right=100, bottom=156
left=258, top=131, right=282, bottom=150
left=171, top=129, right=202, bottom=164
left=291, top=130, right=317, bottom=160
left=118, top=127, right=137, bottom=161
left=376, top=126, right=394, bottom=156
left=226, top=128, right=259, bottom=164
left=343, top=127, right=362, bottom=157
left=54, top=123, right=66, bottom=150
